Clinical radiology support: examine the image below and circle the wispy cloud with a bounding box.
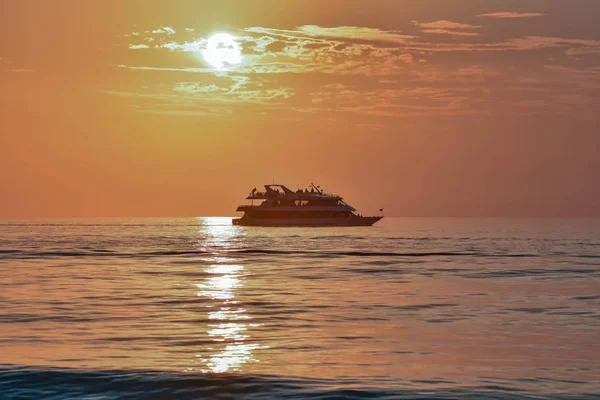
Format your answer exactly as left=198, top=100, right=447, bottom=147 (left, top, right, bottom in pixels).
left=421, top=29, right=480, bottom=37
left=159, top=40, right=206, bottom=52
left=152, top=26, right=176, bottom=35
left=105, top=72, right=296, bottom=117
left=478, top=12, right=545, bottom=19
left=566, top=47, right=600, bottom=57
left=126, top=24, right=600, bottom=66
left=114, top=22, right=600, bottom=120
left=129, top=44, right=149, bottom=50
left=413, top=20, right=481, bottom=30
left=412, top=20, right=481, bottom=37
left=171, top=76, right=294, bottom=104
left=113, top=64, right=213, bottom=73
left=245, top=25, right=415, bottom=44
left=173, top=83, right=221, bottom=94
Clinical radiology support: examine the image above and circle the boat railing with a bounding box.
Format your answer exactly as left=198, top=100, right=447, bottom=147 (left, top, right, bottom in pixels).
left=247, top=190, right=340, bottom=199
left=318, top=191, right=339, bottom=197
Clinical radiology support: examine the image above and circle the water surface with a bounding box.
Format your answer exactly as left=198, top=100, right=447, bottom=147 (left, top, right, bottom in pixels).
left=0, top=217, right=599, bottom=399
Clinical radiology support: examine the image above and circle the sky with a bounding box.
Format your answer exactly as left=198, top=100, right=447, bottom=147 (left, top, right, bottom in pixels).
left=1, top=0, right=599, bottom=217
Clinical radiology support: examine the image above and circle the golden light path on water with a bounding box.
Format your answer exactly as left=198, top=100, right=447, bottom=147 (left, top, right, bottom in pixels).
left=194, top=218, right=263, bottom=373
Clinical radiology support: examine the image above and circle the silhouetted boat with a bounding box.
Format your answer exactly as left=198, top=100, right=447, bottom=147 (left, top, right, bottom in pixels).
left=232, top=184, right=383, bottom=227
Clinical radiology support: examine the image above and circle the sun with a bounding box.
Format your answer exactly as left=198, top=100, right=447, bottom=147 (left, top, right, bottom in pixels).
left=202, top=33, right=242, bottom=69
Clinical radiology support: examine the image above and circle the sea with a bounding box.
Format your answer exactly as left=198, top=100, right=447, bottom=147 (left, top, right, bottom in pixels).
left=0, top=217, right=599, bottom=399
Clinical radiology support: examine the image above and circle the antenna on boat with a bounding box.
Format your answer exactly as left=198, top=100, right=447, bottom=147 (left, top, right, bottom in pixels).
left=311, top=182, right=323, bottom=194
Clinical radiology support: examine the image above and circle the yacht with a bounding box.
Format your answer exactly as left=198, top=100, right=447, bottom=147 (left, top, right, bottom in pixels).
left=232, top=184, right=383, bottom=227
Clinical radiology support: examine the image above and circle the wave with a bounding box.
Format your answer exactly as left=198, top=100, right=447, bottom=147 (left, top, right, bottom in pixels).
left=0, top=247, right=600, bottom=259
left=0, top=366, right=590, bottom=400
left=0, top=248, right=545, bottom=259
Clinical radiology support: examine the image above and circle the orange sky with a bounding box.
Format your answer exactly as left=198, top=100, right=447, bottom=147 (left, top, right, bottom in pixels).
left=1, top=0, right=599, bottom=217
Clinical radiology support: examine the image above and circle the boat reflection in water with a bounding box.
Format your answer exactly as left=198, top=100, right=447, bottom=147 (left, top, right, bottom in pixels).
left=194, top=218, right=263, bottom=373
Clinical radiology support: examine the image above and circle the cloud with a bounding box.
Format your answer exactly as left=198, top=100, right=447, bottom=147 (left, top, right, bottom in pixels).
left=400, top=35, right=600, bottom=53
left=303, top=84, right=485, bottom=118
left=412, top=20, right=481, bottom=37
left=114, top=23, right=600, bottom=120
left=422, top=29, right=480, bottom=37
left=413, top=20, right=481, bottom=30
left=129, top=44, right=149, bottom=50
left=242, top=26, right=417, bottom=75
left=113, top=64, right=214, bottom=73
left=106, top=72, right=295, bottom=118
left=173, top=83, right=221, bottom=94
left=507, top=36, right=600, bottom=51
left=324, top=83, right=346, bottom=89
left=135, top=26, right=417, bottom=76
left=478, top=12, right=545, bottom=19
left=127, top=24, right=600, bottom=72
left=137, top=107, right=233, bottom=117
left=566, top=47, right=600, bottom=56
left=245, top=25, right=415, bottom=45
left=160, top=40, right=206, bottom=52
left=152, top=26, right=176, bottom=35
left=235, top=88, right=294, bottom=102
left=299, top=25, right=415, bottom=42
left=545, top=65, right=600, bottom=76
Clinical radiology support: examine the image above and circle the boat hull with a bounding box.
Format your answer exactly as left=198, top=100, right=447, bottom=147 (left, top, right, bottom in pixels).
left=232, top=216, right=382, bottom=227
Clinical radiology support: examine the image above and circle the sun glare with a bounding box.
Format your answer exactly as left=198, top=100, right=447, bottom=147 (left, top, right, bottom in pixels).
left=202, top=33, right=242, bottom=69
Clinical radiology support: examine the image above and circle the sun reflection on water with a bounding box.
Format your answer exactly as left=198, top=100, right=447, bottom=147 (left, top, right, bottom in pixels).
left=196, top=217, right=244, bottom=251
left=194, top=217, right=263, bottom=373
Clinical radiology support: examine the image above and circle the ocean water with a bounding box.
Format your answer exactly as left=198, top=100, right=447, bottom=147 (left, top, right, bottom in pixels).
left=0, top=217, right=599, bottom=399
